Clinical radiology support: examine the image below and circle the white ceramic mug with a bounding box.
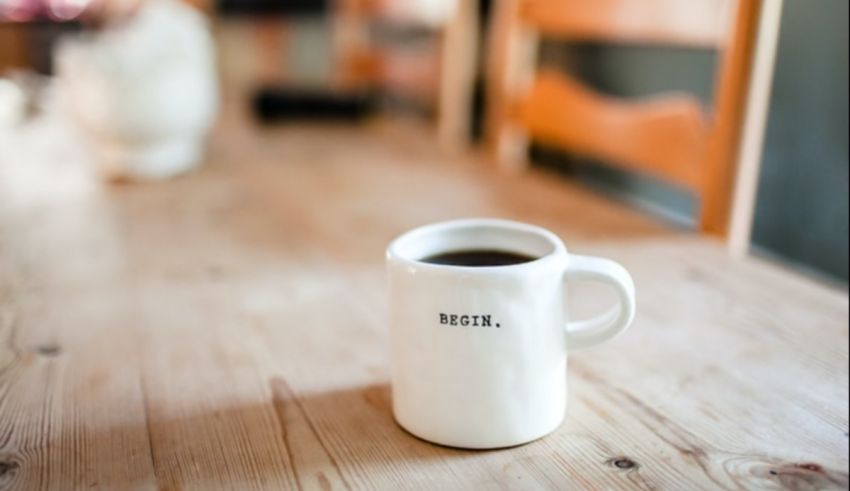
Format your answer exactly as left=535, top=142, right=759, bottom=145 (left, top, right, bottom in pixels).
left=386, top=218, right=636, bottom=448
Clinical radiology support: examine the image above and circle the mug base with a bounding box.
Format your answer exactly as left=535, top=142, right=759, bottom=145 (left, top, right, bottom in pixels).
left=393, top=413, right=565, bottom=450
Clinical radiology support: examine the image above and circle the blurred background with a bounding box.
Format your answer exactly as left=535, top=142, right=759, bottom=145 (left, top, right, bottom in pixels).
left=0, top=0, right=847, bottom=284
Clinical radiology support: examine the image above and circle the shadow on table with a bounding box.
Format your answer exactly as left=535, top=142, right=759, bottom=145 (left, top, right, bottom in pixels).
left=37, top=381, right=511, bottom=490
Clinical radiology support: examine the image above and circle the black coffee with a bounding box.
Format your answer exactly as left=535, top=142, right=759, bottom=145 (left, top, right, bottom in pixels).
left=421, top=249, right=537, bottom=267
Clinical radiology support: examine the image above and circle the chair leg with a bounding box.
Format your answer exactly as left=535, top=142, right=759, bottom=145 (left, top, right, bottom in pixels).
left=331, top=0, right=372, bottom=91
left=437, top=0, right=479, bottom=151
left=727, top=0, right=784, bottom=255
left=490, top=124, right=530, bottom=172
left=255, top=18, right=289, bottom=85
left=485, top=0, right=537, bottom=172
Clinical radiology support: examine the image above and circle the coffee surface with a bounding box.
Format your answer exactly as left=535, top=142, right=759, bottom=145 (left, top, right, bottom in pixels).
left=421, top=249, right=537, bottom=267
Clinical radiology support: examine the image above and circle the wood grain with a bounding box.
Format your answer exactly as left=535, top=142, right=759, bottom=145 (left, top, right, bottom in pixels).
left=0, top=74, right=847, bottom=489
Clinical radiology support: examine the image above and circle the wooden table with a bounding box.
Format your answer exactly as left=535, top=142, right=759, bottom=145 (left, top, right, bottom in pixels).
left=0, top=108, right=847, bottom=490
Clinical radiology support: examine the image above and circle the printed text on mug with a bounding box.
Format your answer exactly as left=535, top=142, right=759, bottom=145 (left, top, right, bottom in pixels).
left=439, top=313, right=501, bottom=328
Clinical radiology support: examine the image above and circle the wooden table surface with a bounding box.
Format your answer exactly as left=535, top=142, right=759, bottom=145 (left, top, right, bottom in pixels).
left=0, top=106, right=847, bottom=490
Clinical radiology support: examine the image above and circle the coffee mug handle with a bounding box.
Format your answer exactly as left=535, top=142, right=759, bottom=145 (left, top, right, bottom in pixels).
left=564, top=255, right=636, bottom=351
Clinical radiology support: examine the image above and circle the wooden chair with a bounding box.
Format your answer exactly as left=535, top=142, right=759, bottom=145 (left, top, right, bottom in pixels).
left=334, top=0, right=478, bottom=149
left=0, top=25, right=29, bottom=73
left=245, top=1, right=477, bottom=148
left=485, top=0, right=781, bottom=240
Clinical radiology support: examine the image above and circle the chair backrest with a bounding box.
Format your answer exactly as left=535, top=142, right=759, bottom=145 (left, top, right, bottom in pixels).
left=486, top=0, right=763, bottom=236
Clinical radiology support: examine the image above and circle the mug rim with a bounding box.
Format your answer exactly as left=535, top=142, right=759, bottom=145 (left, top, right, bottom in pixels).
left=386, top=218, right=567, bottom=272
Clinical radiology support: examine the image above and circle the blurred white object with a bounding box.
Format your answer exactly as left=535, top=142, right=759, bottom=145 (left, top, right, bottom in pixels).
left=56, top=0, right=218, bottom=180
left=0, top=79, right=27, bottom=129
left=382, top=0, right=456, bottom=27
